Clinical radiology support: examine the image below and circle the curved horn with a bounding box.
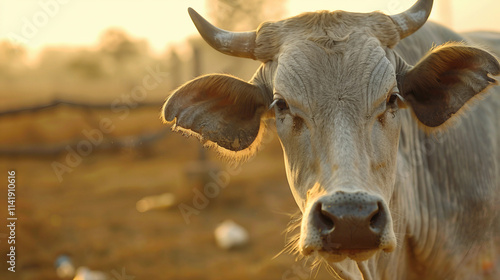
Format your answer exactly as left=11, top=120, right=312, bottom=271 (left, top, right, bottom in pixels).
left=390, top=0, right=434, bottom=39
left=188, top=8, right=257, bottom=60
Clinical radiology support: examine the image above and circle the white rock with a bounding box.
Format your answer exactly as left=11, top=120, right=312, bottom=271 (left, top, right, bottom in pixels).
left=55, top=255, right=75, bottom=278
left=73, top=267, right=108, bottom=280
left=214, top=220, right=249, bottom=249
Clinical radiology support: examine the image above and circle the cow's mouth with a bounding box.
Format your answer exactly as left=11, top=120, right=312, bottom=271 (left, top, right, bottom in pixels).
left=324, top=249, right=378, bottom=262
left=301, top=240, right=396, bottom=262
left=302, top=247, right=380, bottom=262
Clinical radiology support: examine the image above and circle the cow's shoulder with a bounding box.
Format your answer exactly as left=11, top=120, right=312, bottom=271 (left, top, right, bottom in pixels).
left=463, top=31, right=500, bottom=58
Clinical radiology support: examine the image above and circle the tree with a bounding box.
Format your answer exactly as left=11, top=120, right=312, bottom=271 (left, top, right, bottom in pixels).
left=98, top=28, right=149, bottom=63
left=0, top=41, right=27, bottom=78
left=97, top=28, right=154, bottom=81
left=206, top=0, right=287, bottom=30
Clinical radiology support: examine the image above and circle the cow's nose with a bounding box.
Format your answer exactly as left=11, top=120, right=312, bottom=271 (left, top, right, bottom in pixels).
left=311, top=191, right=388, bottom=251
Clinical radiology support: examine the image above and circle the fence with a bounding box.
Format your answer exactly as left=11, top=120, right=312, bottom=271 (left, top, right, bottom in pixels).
left=0, top=99, right=169, bottom=157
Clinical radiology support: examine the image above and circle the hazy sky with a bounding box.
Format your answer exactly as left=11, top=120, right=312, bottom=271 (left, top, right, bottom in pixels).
left=0, top=0, right=499, bottom=55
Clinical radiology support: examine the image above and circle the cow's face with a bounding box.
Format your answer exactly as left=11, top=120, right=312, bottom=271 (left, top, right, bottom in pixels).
left=163, top=0, right=500, bottom=264
left=266, top=33, right=404, bottom=261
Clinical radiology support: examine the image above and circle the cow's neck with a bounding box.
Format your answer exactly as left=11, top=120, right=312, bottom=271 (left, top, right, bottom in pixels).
left=394, top=108, right=498, bottom=279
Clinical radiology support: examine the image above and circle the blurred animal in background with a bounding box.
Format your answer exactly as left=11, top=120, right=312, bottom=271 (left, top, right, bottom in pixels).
left=162, top=0, right=500, bottom=278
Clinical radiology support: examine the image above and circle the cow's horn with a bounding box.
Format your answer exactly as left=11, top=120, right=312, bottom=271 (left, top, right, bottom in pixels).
left=188, top=8, right=257, bottom=60
left=389, top=0, right=433, bottom=39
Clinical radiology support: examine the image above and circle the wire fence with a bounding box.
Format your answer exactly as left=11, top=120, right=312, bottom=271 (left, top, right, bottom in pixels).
left=0, top=99, right=169, bottom=157
left=0, top=99, right=162, bottom=116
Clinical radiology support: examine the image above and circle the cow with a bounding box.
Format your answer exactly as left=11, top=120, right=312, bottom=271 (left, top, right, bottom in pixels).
left=162, top=0, right=500, bottom=278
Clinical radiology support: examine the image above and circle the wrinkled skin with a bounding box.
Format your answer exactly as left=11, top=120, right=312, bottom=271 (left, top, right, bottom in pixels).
left=162, top=4, right=500, bottom=280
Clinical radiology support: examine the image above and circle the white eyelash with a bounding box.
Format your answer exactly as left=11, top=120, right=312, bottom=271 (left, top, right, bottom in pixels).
left=269, top=99, right=279, bottom=110
left=395, top=93, right=406, bottom=103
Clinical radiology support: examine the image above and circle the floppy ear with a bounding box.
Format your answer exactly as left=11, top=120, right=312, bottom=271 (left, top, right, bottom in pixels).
left=162, top=74, right=271, bottom=155
left=400, top=43, right=500, bottom=128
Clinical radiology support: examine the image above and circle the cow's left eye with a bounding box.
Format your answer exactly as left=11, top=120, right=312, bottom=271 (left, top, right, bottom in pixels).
left=387, top=93, right=399, bottom=106
left=387, top=92, right=405, bottom=110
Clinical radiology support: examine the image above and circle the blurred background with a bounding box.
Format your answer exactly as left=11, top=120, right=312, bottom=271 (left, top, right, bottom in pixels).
left=0, top=0, right=499, bottom=279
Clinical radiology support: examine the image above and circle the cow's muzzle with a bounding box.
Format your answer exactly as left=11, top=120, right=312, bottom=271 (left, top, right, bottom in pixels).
left=301, top=191, right=395, bottom=262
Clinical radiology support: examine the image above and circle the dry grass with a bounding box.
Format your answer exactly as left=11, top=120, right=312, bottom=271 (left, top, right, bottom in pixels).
left=0, top=106, right=332, bottom=280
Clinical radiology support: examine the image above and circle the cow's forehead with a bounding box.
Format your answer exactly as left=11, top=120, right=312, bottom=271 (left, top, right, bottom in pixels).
left=253, top=10, right=400, bottom=61
left=272, top=34, right=396, bottom=119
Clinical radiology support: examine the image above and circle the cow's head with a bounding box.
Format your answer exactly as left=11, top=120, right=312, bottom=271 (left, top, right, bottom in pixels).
left=162, top=0, right=500, bottom=264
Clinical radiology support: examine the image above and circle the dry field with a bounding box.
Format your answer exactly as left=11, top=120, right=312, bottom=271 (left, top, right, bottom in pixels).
left=0, top=106, right=332, bottom=280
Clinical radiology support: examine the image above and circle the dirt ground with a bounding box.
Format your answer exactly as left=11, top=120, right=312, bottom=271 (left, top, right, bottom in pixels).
left=0, top=107, right=332, bottom=280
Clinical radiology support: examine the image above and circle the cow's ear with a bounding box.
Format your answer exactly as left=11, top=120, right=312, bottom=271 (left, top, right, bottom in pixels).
left=162, top=74, right=271, bottom=158
left=400, top=43, right=500, bottom=128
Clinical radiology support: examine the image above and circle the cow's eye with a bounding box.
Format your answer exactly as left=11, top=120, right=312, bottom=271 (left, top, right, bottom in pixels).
left=387, top=92, right=404, bottom=108
left=387, top=93, right=398, bottom=105
left=276, top=99, right=289, bottom=110
left=271, top=98, right=289, bottom=111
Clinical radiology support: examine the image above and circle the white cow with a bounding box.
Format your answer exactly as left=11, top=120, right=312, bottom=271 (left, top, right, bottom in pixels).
left=163, top=0, right=500, bottom=278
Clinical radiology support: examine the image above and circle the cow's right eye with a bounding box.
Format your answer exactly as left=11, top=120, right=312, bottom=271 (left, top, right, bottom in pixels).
left=271, top=98, right=289, bottom=111
left=276, top=99, right=289, bottom=111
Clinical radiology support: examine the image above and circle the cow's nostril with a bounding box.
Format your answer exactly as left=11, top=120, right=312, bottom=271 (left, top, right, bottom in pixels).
left=319, top=210, right=335, bottom=230
left=369, top=202, right=385, bottom=233
left=369, top=211, right=380, bottom=227
left=315, top=203, right=335, bottom=231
